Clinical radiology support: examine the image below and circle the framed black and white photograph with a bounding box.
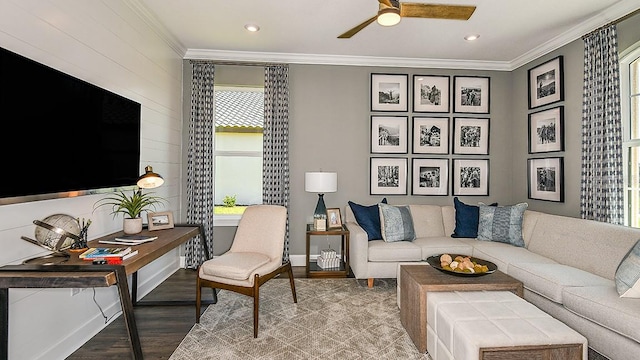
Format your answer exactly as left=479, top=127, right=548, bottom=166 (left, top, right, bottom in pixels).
left=528, top=157, right=564, bottom=202
left=371, top=73, right=408, bottom=112
left=452, top=117, right=490, bottom=155
left=413, top=75, right=450, bottom=113
left=371, top=116, right=408, bottom=153
left=147, top=211, right=174, bottom=231
left=412, top=117, right=449, bottom=154
left=528, top=56, right=564, bottom=109
left=453, top=76, right=490, bottom=114
left=370, top=157, right=407, bottom=195
left=412, top=158, right=449, bottom=196
left=529, top=106, right=564, bottom=153
left=452, top=159, right=489, bottom=196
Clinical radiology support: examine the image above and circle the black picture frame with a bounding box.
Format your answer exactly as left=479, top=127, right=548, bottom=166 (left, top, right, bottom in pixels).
left=413, top=75, right=450, bottom=113
left=452, top=117, right=490, bottom=155
left=528, top=56, right=564, bottom=109
left=371, top=73, right=408, bottom=112
left=412, top=116, right=449, bottom=154
left=453, top=76, right=490, bottom=114
left=528, top=157, right=564, bottom=202
left=452, top=158, right=489, bottom=196
left=528, top=106, right=564, bottom=153
left=371, top=116, right=408, bottom=154
left=370, top=157, right=408, bottom=195
left=411, top=158, right=449, bottom=196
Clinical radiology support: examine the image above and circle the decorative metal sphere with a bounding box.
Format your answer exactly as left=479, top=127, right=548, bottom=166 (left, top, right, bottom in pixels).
left=33, top=214, right=81, bottom=251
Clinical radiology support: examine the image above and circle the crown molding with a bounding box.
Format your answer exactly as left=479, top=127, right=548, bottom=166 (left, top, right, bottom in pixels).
left=510, top=1, right=640, bottom=70
left=124, top=0, right=186, bottom=56
left=184, top=49, right=513, bottom=71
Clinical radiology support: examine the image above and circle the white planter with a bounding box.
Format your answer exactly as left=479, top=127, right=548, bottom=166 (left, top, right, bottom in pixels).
left=123, top=217, right=143, bottom=234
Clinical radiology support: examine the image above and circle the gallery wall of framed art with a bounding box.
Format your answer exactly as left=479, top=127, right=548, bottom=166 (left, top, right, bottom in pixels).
left=524, top=56, right=566, bottom=202
left=369, top=72, right=492, bottom=196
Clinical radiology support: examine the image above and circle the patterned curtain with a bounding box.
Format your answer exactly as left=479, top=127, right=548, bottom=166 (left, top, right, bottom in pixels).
left=184, top=61, right=215, bottom=268
left=580, top=25, right=624, bottom=224
left=263, top=65, right=291, bottom=261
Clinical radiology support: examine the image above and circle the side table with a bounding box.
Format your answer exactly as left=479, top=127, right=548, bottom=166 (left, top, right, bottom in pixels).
left=305, top=224, right=350, bottom=278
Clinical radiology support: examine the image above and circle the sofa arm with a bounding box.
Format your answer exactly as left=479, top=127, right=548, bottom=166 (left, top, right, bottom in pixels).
left=346, top=221, right=369, bottom=279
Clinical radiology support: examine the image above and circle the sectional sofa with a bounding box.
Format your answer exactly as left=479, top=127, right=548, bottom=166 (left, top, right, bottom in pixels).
left=344, top=202, right=640, bottom=360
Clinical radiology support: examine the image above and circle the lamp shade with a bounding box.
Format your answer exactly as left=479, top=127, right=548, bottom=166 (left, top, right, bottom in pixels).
left=137, top=165, right=164, bottom=189
left=305, top=172, right=338, bottom=193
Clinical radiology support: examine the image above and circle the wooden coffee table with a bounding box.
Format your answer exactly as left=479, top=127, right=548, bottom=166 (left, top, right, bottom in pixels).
left=399, top=264, right=524, bottom=353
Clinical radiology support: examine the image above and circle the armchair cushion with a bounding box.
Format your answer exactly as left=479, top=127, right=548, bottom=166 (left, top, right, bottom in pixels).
left=200, top=252, right=271, bottom=281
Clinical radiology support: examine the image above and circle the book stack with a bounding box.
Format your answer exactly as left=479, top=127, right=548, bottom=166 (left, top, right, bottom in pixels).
left=98, top=234, right=158, bottom=246
left=317, top=249, right=340, bottom=269
left=79, top=247, right=138, bottom=261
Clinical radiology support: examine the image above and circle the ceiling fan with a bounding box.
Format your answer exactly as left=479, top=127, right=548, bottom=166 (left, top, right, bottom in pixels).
left=338, top=0, right=476, bottom=39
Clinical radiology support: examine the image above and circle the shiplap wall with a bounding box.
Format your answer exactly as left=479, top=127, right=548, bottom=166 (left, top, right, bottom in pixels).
left=0, top=1, right=183, bottom=358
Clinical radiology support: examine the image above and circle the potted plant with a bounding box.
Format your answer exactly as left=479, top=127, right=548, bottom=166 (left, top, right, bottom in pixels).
left=93, top=189, right=167, bottom=234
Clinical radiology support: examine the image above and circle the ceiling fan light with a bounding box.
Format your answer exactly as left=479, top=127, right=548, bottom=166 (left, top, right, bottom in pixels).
left=377, top=8, right=401, bottom=27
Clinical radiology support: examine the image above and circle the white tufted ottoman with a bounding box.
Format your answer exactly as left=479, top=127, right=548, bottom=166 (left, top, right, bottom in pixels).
left=427, top=291, right=587, bottom=360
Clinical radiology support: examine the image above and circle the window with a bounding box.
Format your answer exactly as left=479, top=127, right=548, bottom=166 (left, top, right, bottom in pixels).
left=622, top=43, right=640, bottom=227
left=213, top=86, right=264, bottom=226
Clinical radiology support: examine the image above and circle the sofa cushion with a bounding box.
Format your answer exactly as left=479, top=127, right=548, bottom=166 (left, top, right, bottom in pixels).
left=526, top=213, right=640, bottom=280
left=562, top=285, right=640, bottom=343
left=507, top=262, right=611, bottom=304
left=451, top=197, right=482, bottom=238
left=413, top=236, right=474, bottom=260
left=348, top=198, right=387, bottom=241
left=477, top=203, right=528, bottom=247
left=471, top=240, right=558, bottom=273
left=615, top=239, right=640, bottom=298
left=368, top=239, right=422, bottom=262
left=379, top=203, right=416, bottom=242
left=409, top=205, right=447, bottom=238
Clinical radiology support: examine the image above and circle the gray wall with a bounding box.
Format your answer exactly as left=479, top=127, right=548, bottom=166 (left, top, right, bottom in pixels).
left=184, top=12, right=640, bottom=259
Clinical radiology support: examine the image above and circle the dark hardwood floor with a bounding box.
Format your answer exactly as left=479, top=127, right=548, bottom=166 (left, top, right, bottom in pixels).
left=66, top=266, right=307, bottom=359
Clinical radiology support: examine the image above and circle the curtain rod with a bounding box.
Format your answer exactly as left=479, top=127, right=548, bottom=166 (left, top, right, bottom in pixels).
left=582, top=7, right=640, bottom=39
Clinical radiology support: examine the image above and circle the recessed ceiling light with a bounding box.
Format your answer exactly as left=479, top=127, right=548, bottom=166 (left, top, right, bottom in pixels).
left=244, top=24, right=260, bottom=32
left=464, top=34, right=479, bottom=41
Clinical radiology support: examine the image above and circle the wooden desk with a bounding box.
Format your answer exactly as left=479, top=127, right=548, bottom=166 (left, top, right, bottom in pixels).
left=0, top=224, right=208, bottom=360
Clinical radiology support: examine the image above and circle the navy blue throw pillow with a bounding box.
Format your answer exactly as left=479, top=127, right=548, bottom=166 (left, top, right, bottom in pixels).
left=451, top=197, right=497, bottom=238
left=348, top=198, right=387, bottom=241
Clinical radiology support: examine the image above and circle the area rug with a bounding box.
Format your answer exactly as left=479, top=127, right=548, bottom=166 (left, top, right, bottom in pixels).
left=169, top=278, right=430, bottom=359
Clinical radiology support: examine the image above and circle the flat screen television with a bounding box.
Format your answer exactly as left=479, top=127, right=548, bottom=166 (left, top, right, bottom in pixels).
left=0, top=46, right=141, bottom=205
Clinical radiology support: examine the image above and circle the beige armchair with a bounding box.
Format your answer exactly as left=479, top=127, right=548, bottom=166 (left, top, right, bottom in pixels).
left=195, top=204, right=297, bottom=337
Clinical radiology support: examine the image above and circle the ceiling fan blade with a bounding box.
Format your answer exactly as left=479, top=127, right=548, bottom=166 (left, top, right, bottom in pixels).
left=338, top=15, right=378, bottom=38
left=378, top=0, right=394, bottom=7
left=400, top=3, right=476, bottom=20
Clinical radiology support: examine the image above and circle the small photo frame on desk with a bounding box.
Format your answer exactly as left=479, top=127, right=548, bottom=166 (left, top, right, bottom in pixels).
left=147, top=211, right=174, bottom=231
left=326, top=208, right=342, bottom=229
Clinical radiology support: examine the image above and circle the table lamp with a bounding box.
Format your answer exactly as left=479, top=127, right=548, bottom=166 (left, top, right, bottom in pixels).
left=305, top=172, right=338, bottom=230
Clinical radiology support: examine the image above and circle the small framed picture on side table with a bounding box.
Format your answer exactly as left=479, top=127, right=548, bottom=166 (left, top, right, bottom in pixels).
left=326, top=208, right=343, bottom=229
left=147, top=211, right=174, bottom=231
